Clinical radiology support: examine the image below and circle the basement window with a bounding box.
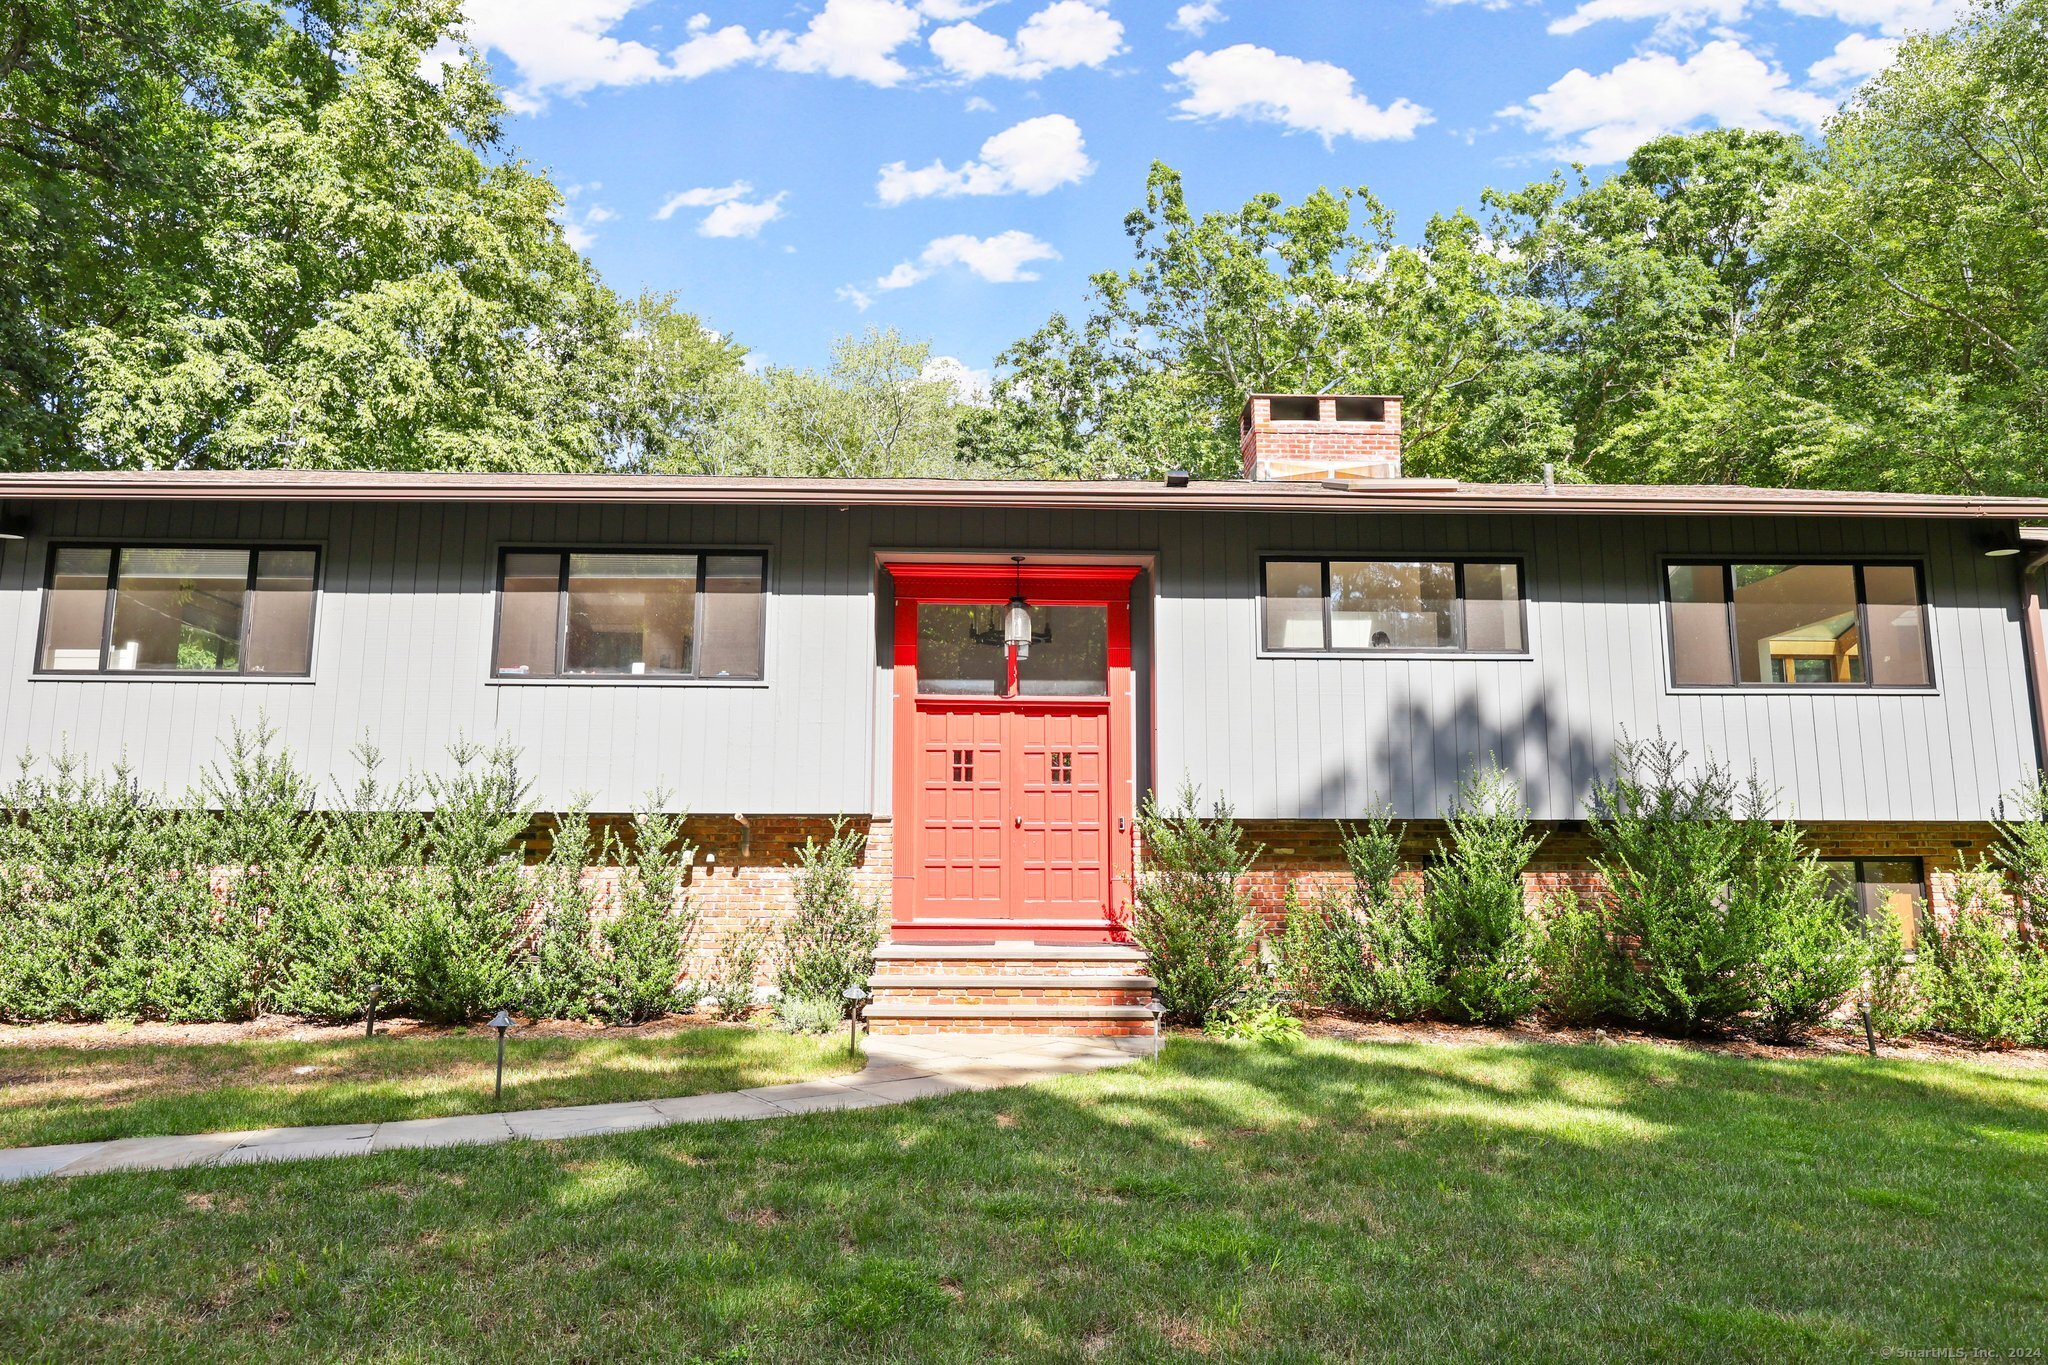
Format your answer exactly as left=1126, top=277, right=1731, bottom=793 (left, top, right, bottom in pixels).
left=493, top=550, right=765, bottom=681
left=38, top=544, right=318, bottom=676
left=1664, top=561, right=1932, bottom=689
left=1261, top=557, right=1526, bottom=654
left=1819, top=857, right=1926, bottom=949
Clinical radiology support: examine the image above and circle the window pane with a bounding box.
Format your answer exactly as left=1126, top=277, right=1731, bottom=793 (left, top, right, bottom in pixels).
left=566, top=553, right=695, bottom=676
left=496, top=552, right=561, bottom=677
left=1330, top=561, right=1456, bottom=649
left=1263, top=561, right=1324, bottom=650
left=41, top=548, right=110, bottom=671
left=1863, top=565, right=1931, bottom=687
left=246, top=550, right=316, bottom=675
left=697, top=555, right=765, bottom=679
left=1463, top=562, right=1524, bottom=652
left=917, top=604, right=1007, bottom=695
left=110, top=548, right=248, bottom=672
left=1018, top=605, right=1107, bottom=696
left=1667, top=564, right=1734, bottom=685
left=1860, top=858, right=1925, bottom=950
left=1733, top=563, right=1861, bottom=684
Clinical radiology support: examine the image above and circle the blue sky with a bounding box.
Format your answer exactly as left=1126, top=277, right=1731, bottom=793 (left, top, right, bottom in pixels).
left=446, top=0, right=1956, bottom=388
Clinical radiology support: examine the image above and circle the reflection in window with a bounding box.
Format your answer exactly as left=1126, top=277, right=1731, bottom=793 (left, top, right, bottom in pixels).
left=1665, top=562, right=1932, bottom=688
left=494, top=551, right=765, bottom=680
left=915, top=603, right=1109, bottom=697
left=39, top=545, right=317, bottom=676
left=1262, top=558, right=1525, bottom=654
left=1820, top=857, right=1925, bottom=949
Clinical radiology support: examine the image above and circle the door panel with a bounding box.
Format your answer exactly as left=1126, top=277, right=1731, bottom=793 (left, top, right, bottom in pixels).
left=1013, top=710, right=1109, bottom=919
left=915, top=708, right=1006, bottom=918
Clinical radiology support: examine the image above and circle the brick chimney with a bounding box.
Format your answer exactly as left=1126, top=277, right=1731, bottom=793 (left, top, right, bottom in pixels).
left=1240, top=394, right=1402, bottom=481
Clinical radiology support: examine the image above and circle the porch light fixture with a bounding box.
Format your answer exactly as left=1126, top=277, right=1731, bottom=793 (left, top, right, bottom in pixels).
left=1003, top=555, right=1035, bottom=660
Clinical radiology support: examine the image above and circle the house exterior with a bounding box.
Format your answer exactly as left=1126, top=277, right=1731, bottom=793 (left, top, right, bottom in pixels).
left=3, top=394, right=2046, bottom=1035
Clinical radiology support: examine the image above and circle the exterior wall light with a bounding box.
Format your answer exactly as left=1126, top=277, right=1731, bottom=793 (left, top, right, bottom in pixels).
left=489, top=1009, right=514, bottom=1102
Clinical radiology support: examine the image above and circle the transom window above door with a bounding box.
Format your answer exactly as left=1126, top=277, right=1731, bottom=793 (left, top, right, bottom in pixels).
left=915, top=603, right=1108, bottom=697
left=1664, top=561, right=1932, bottom=688
left=493, top=550, right=766, bottom=681
left=38, top=544, right=318, bottom=676
left=1261, top=557, right=1526, bottom=655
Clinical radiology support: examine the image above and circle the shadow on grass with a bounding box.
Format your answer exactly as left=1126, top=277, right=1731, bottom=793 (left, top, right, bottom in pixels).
left=0, top=1026, right=855, bottom=1147
left=3, top=1037, right=2046, bottom=1362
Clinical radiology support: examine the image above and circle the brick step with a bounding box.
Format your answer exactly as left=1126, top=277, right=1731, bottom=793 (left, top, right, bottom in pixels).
left=873, top=944, right=1147, bottom=963
left=866, top=940, right=1160, bottom=1037
left=867, top=974, right=1155, bottom=990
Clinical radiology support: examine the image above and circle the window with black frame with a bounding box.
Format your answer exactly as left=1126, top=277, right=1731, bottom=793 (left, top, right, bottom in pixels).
left=1664, top=561, right=1932, bottom=688
left=1261, top=557, right=1525, bottom=654
left=38, top=545, right=318, bottom=676
left=1820, top=857, right=1926, bottom=949
left=492, top=550, right=766, bottom=680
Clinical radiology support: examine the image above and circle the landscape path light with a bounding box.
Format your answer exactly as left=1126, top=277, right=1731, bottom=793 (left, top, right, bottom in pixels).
left=842, top=984, right=868, bottom=1059
left=489, top=1010, right=514, bottom=1102
left=364, top=984, right=381, bottom=1040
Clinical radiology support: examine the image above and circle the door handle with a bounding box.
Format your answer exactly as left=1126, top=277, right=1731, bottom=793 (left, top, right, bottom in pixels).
left=1015, top=815, right=1022, bottom=827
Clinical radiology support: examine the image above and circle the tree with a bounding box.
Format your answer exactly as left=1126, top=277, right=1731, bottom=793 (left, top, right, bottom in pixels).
left=1763, top=0, right=2048, bottom=493
left=661, top=327, right=974, bottom=477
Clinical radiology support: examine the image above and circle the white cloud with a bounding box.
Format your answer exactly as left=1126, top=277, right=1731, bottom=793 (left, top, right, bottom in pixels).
left=917, top=0, right=998, bottom=15
left=922, top=355, right=993, bottom=404
left=455, top=0, right=927, bottom=108
left=652, top=181, right=752, bottom=220
left=1545, top=0, right=1960, bottom=34
left=876, top=113, right=1093, bottom=204
left=1169, top=44, right=1431, bottom=144
left=1807, top=31, right=1899, bottom=84
left=1775, top=0, right=1961, bottom=34
left=756, top=0, right=925, bottom=85
left=699, top=193, right=788, bottom=238
left=1546, top=0, right=1745, bottom=37
left=844, top=230, right=1060, bottom=306
left=557, top=184, right=614, bottom=252
left=1170, top=1, right=1224, bottom=35
left=930, top=1, right=1123, bottom=80
left=1499, top=38, right=1835, bottom=163
left=653, top=182, right=787, bottom=237
left=964, top=94, right=997, bottom=112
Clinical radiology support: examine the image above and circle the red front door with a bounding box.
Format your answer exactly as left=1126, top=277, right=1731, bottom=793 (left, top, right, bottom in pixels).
left=890, top=564, right=1139, bottom=943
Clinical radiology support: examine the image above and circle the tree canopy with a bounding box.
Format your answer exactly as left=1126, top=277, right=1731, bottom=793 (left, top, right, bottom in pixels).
left=4, top=0, right=2047, bottom=489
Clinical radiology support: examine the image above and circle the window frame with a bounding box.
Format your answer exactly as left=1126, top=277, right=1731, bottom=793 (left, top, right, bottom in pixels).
left=487, top=545, right=771, bottom=687
left=1255, top=553, right=1533, bottom=658
left=1819, top=855, right=1927, bottom=952
left=32, top=541, right=323, bottom=681
left=1659, top=557, right=1936, bottom=693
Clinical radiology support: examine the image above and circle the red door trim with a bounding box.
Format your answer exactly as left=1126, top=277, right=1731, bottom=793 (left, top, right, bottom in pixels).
left=889, top=564, right=1140, bottom=943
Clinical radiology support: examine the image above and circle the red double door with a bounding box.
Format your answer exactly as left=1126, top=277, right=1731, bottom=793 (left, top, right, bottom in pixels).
left=889, top=564, right=1139, bottom=943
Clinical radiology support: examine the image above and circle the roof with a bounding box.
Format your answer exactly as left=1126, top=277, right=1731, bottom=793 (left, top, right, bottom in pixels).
left=0, top=469, right=2043, bottom=520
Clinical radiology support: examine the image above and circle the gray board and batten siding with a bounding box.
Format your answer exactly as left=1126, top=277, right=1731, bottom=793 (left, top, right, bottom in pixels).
left=0, top=493, right=2035, bottom=823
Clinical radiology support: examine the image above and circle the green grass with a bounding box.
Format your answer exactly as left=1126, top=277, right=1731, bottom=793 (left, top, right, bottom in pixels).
left=0, top=1024, right=858, bottom=1148
left=3, top=1036, right=2045, bottom=1361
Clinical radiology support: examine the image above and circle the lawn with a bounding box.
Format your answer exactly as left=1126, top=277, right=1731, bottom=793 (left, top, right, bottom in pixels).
left=0, top=1023, right=858, bottom=1148
left=3, top=1037, right=2044, bottom=1361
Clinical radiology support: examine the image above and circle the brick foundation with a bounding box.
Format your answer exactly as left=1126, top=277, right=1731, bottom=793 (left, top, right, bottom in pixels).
left=1233, top=819, right=1999, bottom=925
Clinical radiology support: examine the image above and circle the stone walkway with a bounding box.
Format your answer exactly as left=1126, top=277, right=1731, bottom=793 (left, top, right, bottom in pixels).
left=0, top=1034, right=1157, bottom=1184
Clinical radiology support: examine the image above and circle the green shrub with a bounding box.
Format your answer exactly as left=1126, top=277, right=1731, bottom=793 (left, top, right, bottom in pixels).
left=1749, top=828, right=1865, bottom=1044
left=1270, top=883, right=1366, bottom=1010
left=1993, top=774, right=2048, bottom=940
left=1535, top=887, right=1620, bottom=1025
left=1131, top=781, right=1259, bottom=1025
left=773, top=991, right=844, bottom=1035
left=1917, top=865, right=2048, bottom=1047
left=596, top=805, right=698, bottom=1024
left=704, top=922, right=770, bottom=1020
left=521, top=803, right=604, bottom=1022
left=1418, top=765, right=1544, bottom=1025
left=773, top=818, right=880, bottom=1002
left=1858, top=908, right=1922, bottom=1040
left=406, top=740, right=534, bottom=1023
left=266, top=739, right=422, bottom=1020
left=1203, top=997, right=1305, bottom=1042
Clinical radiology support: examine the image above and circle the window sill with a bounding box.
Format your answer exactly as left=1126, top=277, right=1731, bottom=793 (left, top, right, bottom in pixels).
left=1664, top=684, right=1939, bottom=696
left=30, top=672, right=316, bottom=684
left=1256, top=650, right=1535, bottom=662
left=485, top=675, right=770, bottom=689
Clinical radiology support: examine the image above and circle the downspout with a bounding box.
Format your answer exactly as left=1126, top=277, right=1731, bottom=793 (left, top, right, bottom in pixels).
left=2019, top=532, right=2048, bottom=775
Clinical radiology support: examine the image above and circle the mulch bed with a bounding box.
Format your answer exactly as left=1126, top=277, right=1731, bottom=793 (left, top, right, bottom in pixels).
left=0, top=1013, right=732, bottom=1051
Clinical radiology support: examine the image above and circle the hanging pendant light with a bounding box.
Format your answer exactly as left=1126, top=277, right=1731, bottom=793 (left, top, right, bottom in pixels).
left=1004, top=556, right=1033, bottom=660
